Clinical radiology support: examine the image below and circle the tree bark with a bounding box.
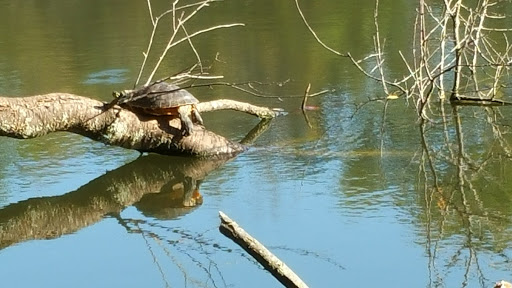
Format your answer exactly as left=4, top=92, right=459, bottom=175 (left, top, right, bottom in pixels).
left=0, top=94, right=278, bottom=157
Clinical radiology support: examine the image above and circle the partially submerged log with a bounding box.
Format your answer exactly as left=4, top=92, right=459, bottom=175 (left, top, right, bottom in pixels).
left=219, top=211, right=309, bottom=288
left=0, top=93, right=279, bottom=157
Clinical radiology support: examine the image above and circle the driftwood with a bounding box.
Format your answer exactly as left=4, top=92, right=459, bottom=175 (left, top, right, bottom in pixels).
left=0, top=94, right=280, bottom=157
left=218, top=211, right=309, bottom=288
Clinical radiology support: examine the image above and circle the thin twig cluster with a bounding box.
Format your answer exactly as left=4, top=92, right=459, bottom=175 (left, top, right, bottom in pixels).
left=134, top=0, right=244, bottom=88
left=296, top=0, right=512, bottom=118
left=356, top=0, right=512, bottom=118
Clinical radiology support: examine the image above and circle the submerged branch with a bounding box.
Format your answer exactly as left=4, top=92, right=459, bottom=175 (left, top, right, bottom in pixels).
left=219, top=211, right=309, bottom=288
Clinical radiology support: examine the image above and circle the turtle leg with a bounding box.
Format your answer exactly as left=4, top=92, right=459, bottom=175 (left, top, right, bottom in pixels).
left=192, top=106, right=204, bottom=125
left=178, top=106, right=194, bottom=136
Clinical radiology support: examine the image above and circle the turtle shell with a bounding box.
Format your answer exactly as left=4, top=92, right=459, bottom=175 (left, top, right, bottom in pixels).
left=118, top=82, right=199, bottom=115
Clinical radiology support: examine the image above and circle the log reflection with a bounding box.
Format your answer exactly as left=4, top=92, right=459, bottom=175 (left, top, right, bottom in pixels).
left=0, top=154, right=231, bottom=249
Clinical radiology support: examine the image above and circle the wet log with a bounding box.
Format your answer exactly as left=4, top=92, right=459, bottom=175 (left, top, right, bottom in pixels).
left=0, top=94, right=279, bottom=157
left=218, top=211, right=309, bottom=288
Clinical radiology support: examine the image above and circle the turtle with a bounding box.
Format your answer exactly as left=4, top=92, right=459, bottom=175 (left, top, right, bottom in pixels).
left=111, top=81, right=203, bottom=136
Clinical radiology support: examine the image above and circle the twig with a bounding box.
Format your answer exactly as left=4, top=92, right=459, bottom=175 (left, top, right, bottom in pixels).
left=373, top=0, right=389, bottom=94
left=185, top=81, right=330, bottom=99
left=294, top=0, right=345, bottom=56
left=135, top=0, right=244, bottom=87
left=135, top=0, right=161, bottom=87
left=181, top=24, right=203, bottom=72
left=301, top=83, right=311, bottom=112
left=145, top=23, right=245, bottom=86
left=301, top=83, right=313, bottom=129
left=218, top=211, right=309, bottom=288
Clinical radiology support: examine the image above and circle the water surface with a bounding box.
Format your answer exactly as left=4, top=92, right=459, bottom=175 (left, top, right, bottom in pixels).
left=1, top=1, right=512, bottom=287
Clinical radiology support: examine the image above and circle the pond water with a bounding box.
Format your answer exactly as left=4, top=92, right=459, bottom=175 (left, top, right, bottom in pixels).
left=1, top=1, right=512, bottom=287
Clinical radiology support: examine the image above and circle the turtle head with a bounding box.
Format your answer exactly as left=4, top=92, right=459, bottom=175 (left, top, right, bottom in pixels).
left=112, top=90, right=132, bottom=98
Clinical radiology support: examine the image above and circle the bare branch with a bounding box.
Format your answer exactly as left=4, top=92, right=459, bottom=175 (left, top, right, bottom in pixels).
left=181, top=24, right=203, bottom=72
left=134, top=0, right=244, bottom=88
left=294, top=0, right=345, bottom=56
left=145, top=23, right=244, bottom=85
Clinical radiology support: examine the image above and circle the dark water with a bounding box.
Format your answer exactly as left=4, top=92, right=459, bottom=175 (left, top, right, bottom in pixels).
left=1, top=1, right=512, bottom=287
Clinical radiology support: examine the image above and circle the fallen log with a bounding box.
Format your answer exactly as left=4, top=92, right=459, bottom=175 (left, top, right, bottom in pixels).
left=218, top=211, right=309, bottom=288
left=0, top=94, right=279, bottom=157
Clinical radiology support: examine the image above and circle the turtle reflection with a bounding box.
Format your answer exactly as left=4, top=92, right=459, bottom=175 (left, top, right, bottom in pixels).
left=135, top=175, right=204, bottom=219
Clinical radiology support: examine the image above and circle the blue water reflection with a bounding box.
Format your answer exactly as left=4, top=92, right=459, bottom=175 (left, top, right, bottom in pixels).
left=83, top=69, right=129, bottom=85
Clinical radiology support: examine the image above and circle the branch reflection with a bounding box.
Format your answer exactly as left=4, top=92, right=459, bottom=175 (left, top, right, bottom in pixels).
left=418, top=104, right=512, bottom=287
left=0, top=154, right=231, bottom=249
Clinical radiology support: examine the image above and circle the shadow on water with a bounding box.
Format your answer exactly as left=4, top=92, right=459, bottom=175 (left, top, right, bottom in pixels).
left=0, top=154, right=232, bottom=250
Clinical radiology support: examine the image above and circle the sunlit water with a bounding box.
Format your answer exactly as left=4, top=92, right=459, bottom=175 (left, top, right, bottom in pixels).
left=1, top=1, right=512, bottom=287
